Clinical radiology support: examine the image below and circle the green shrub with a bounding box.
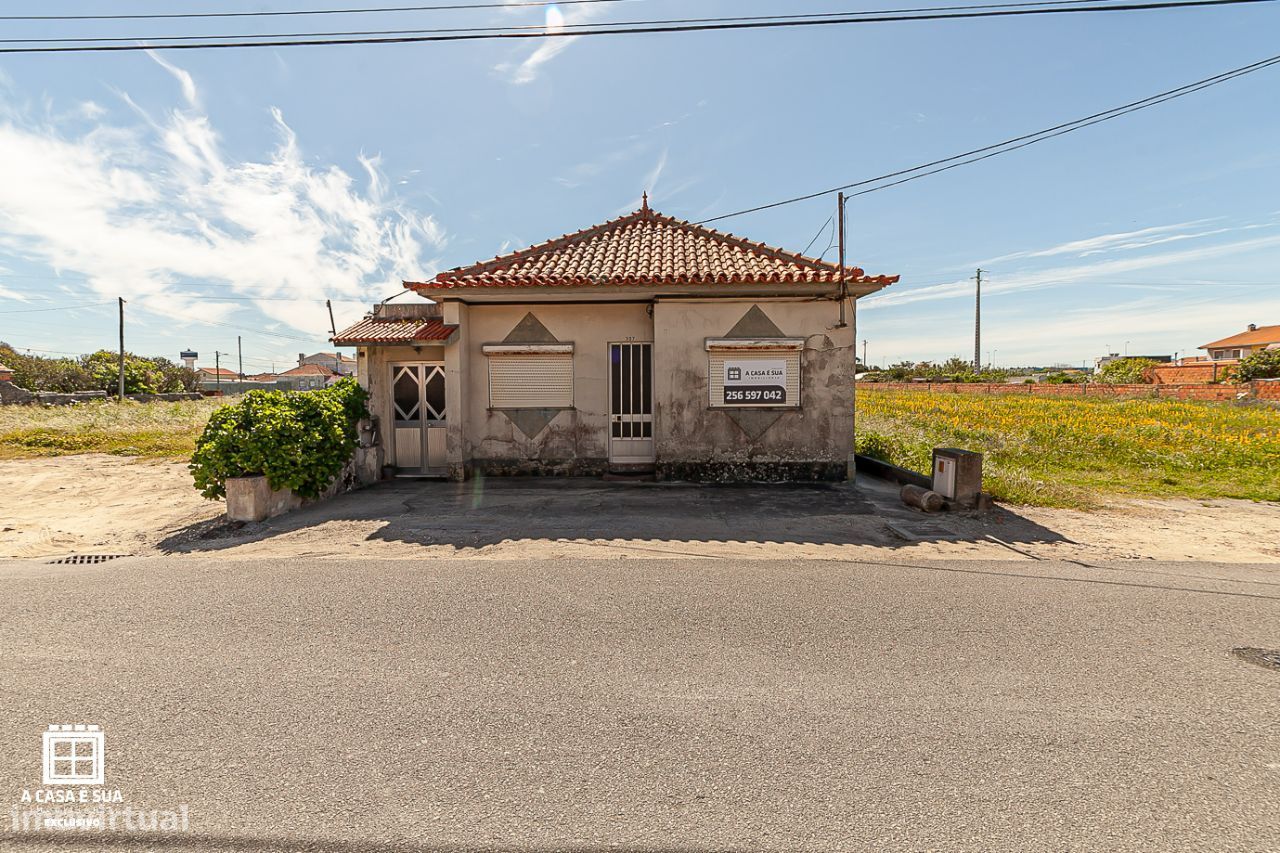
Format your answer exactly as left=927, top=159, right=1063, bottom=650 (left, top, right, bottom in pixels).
left=189, top=378, right=369, bottom=500
left=1235, top=349, right=1280, bottom=382
left=1096, top=357, right=1158, bottom=385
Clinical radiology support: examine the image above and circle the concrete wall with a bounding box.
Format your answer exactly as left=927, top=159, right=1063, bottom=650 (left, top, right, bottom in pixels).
left=652, top=298, right=854, bottom=481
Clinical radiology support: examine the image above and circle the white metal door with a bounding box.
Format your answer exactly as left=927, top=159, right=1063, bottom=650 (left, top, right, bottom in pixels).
left=390, top=363, right=447, bottom=474
left=608, top=342, right=655, bottom=465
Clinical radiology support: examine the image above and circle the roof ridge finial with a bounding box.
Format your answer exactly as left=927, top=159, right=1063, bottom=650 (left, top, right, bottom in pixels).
left=641, top=190, right=649, bottom=212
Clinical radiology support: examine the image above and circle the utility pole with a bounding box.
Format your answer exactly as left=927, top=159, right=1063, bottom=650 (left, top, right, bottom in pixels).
left=215, top=351, right=222, bottom=395
left=117, top=297, right=126, bottom=401
left=836, top=192, right=848, bottom=328
left=326, top=299, right=337, bottom=340
left=973, top=268, right=983, bottom=370
left=237, top=335, right=244, bottom=380
left=862, top=339, right=868, bottom=370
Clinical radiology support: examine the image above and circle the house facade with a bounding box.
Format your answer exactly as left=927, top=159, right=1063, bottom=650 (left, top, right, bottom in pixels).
left=277, top=363, right=340, bottom=391
left=1199, top=323, right=1280, bottom=362
left=333, top=204, right=896, bottom=482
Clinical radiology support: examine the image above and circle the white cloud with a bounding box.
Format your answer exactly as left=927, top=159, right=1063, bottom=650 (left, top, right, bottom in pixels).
left=976, top=219, right=1223, bottom=265
left=498, top=3, right=606, bottom=85
left=866, top=227, right=1280, bottom=312
left=146, top=50, right=199, bottom=108
left=0, top=56, right=445, bottom=338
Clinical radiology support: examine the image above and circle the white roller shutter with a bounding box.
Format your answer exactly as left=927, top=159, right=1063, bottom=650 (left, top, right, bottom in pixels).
left=488, top=353, right=574, bottom=408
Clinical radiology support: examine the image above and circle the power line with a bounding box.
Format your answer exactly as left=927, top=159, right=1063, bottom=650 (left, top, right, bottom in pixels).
left=0, top=300, right=115, bottom=314
left=0, top=0, right=641, bottom=22
left=0, top=1, right=1148, bottom=45
left=698, top=50, right=1280, bottom=224
left=801, top=216, right=835, bottom=257
left=0, top=0, right=1270, bottom=54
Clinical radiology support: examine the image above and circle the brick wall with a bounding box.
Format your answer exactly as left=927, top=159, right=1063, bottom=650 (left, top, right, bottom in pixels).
left=859, top=381, right=1257, bottom=402
left=1150, top=363, right=1233, bottom=384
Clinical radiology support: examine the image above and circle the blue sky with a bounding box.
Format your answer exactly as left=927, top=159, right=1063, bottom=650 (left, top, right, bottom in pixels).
left=0, top=0, right=1278, bottom=373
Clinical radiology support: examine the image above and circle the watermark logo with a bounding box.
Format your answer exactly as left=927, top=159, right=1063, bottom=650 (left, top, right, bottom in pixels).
left=7, top=723, right=190, bottom=835
left=42, top=724, right=104, bottom=786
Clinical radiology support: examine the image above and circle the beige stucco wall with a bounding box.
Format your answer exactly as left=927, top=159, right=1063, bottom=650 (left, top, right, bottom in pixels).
left=652, top=298, right=855, bottom=480
left=356, top=295, right=856, bottom=481
left=455, top=302, right=653, bottom=475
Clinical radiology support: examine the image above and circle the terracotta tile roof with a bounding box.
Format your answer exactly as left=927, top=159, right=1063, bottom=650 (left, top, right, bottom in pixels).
left=1201, top=324, right=1280, bottom=349
left=407, top=206, right=898, bottom=291
left=331, top=316, right=458, bottom=346
left=198, top=367, right=238, bottom=377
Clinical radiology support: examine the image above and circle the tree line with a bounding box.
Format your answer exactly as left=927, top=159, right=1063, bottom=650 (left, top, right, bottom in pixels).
left=0, top=344, right=199, bottom=394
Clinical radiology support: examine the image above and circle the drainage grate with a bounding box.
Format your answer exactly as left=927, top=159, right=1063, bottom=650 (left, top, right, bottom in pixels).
left=1231, top=647, right=1280, bottom=672
left=46, top=554, right=129, bottom=565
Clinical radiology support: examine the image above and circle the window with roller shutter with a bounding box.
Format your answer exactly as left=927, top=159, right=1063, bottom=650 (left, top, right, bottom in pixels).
left=483, top=344, right=574, bottom=408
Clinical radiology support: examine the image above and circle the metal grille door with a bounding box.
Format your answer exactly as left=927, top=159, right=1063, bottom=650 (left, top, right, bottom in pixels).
left=608, top=343, right=655, bottom=465
left=391, top=363, right=446, bottom=474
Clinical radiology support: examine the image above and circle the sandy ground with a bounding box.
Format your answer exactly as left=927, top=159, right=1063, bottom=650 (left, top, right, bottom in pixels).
left=0, top=455, right=221, bottom=558
left=2, top=454, right=1279, bottom=564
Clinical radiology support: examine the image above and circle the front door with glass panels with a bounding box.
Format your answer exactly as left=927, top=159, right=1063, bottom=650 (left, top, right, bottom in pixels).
left=390, top=363, right=446, bottom=475
left=608, top=342, right=655, bottom=466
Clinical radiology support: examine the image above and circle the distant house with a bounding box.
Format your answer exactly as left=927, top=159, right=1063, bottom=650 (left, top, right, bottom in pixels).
left=298, top=352, right=356, bottom=376
left=1199, top=323, right=1280, bottom=362
left=277, top=363, right=339, bottom=391
left=196, top=367, right=237, bottom=382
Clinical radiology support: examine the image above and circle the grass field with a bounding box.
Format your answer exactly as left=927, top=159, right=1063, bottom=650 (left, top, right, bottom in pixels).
left=856, top=388, right=1280, bottom=507
left=0, top=398, right=225, bottom=460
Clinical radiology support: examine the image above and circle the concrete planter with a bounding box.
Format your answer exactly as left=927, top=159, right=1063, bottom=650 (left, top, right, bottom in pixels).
left=225, top=476, right=302, bottom=522
left=224, top=446, right=384, bottom=522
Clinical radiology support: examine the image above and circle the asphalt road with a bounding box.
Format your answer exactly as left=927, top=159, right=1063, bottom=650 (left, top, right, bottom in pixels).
left=1, top=556, right=1278, bottom=852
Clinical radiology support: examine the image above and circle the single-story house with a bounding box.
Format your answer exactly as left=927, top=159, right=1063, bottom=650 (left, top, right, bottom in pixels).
left=196, top=366, right=238, bottom=382
left=298, top=352, right=357, bottom=376
left=1200, top=323, right=1280, bottom=362
left=333, top=202, right=897, bottom=482
left=277, top=363, right=342, bottom=391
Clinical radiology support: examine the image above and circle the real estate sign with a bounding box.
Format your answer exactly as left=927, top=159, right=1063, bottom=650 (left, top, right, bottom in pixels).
left=723, top=359, right=787, bottom=405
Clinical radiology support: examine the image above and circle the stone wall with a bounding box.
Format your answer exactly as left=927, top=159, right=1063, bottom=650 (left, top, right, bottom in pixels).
left=0, top=383, right=203, bottom=405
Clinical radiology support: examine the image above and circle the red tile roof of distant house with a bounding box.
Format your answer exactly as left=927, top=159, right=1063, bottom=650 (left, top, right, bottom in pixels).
left=331, top=317, right=458, bottom=345
left=198, top=367, right=237, bottom=377
left=1201, top=324, right=1280, bottom=349
left=406, top=204, right=899, bottom=292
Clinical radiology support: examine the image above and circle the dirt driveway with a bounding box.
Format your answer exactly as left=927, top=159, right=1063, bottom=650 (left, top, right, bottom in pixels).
left=3, top=455, right=1280, bottom=564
